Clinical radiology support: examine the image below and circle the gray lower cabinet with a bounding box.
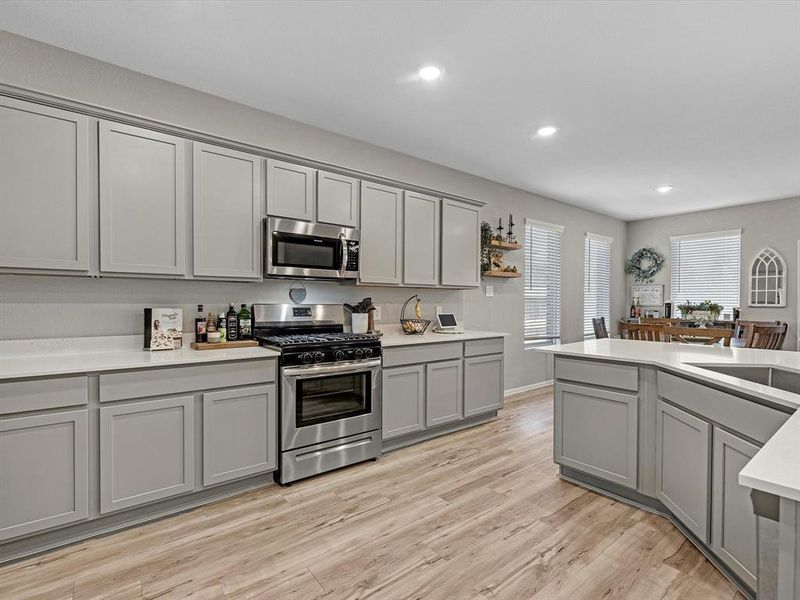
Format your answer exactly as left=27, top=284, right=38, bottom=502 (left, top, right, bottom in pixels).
left=425, top=359, right=463, bottom=427
left=382, top=364, right=425, bottom=440
left=0, top=409, right=89, bottom=541
left=317, top=170, right=359, bottom=227
left=554, top=382, right=638, bottom=489
left=100, top=395, right=195, bottom=514
left=202, top=384, right=277, bottom=486
left=0, top=97, right=90, bottom=272
left=441, top=199, right=480, bottom=287
left=656, top=399, right=711, bottom=542
left=266, top=159, right=316, bottom=221
left=359, top=181, right=403, bottom=285
left=464, top=355, right=504, bottom=417
left=193, top=143, right=262, bottom=279
left=712, top=427, right=760, bottom=590
left=99, top=121, right=189, bottom=275
left=403, top=191, right=440, bottom=286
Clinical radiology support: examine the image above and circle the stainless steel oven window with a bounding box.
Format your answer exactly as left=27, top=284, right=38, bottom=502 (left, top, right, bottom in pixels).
left=296, top=371, right=372, bottom=427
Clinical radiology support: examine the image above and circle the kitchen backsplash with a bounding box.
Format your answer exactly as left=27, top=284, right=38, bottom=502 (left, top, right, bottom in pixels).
left=0, top=274, right=465, bottom=340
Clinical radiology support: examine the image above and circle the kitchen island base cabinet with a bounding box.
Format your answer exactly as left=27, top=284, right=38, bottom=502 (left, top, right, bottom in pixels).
left=425, top=360, right=464, bottom=427
left=0, top=410, right=88, bottom=541
left=100, top=396, right=195, bottom=514
left=202, top=385, right=277, bottom=487
left=382, top=365, right=425, bottom=440
left=464, top=355, right=504, bottom=417
left=554, top=382, right=638, bottom=490
left=656, top=399, right=711, bottom=543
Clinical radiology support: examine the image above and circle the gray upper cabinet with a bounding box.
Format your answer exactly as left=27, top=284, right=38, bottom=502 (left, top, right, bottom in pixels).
left=382, top=365, right=425, bottom=440
left=656, top=399, right=711, bottom=542
left=317, top=170, right=359, bottom=227
left=202, top=384, right=277, bottom=486
left=0, top=97, right=90, bottom=272
left=712, top=427, right=759, bottom=590
left=266, top=159, right=316, bottom=221
left=193, top=143, right=262, bottom=279
left=425, top=359, right=463, bottom=428
left=403, top=191, right=440, bottom=286
left=441, top=199, right=480, bottom=287
left=359, top=181, right=403, bottom=285
left=100, top=395, right=195, bottom=514
left=464, top=354, right=504, bottom=417
left=99, top=121, right=188, bottom=275
left=0, top=409, right=88, bottom=541
left=554, top=382, right=638, bottom=489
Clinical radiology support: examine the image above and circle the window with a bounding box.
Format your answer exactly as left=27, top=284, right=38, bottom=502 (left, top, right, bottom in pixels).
left=583, top=233, right=613, bottom=338
left=524, top=219, right=563, bottom=345
left=670, top=229, right=741, bottom=315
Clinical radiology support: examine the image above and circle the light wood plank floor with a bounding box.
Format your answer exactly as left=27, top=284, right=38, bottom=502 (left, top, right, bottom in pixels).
left=0, top=388, right=745, bottom=600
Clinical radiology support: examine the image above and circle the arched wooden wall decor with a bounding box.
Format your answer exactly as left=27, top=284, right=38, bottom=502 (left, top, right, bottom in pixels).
left=749, top=247, right=787, bottom=307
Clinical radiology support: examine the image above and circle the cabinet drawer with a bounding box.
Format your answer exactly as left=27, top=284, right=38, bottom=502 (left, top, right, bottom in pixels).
left=657, top=371, right=790, bottom=445
left=99, top=359, right=276, bottom=402
left=0, top=376, right=88, bottom=415
left=555, top=357, right=638, bottom=392
left=382, top=342, right=462, bottom=368
left=464, top=338, right=504, bottom=357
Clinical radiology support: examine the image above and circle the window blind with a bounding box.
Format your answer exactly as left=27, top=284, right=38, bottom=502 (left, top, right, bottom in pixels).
left=670, top=229, right=741, bottom=315
left=524, top=219, right=562, bottom=345
left=583, top=233, right=612, bottom=338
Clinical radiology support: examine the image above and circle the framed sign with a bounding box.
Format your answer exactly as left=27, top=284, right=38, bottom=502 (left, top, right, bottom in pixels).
left=632, top=284, right=664, bottom=307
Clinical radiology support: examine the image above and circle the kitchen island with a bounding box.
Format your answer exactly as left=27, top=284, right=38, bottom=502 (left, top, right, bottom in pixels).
left=539, top=339, right=800, bottom=600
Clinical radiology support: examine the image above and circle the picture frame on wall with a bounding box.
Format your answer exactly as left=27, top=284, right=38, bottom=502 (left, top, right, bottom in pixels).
left=631, top=284, right=664, bottom=307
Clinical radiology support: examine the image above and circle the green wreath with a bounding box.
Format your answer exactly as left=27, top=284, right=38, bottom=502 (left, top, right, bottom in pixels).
left=625, top=248, right=664, bottom=283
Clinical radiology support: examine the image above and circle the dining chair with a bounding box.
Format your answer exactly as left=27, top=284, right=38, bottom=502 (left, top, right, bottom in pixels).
left=592, top=317, right=609, bottom=339
left=745, top=323, right=788, bottom=350
left=734, top=319, right=781, bottom=341
left=619, top=321, right=669, bottom=342
left=668, top=326, right=733, bottom=347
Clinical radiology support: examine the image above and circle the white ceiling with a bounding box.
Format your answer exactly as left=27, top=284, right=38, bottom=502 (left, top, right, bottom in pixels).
left=1, top=1, right=799, bottom=221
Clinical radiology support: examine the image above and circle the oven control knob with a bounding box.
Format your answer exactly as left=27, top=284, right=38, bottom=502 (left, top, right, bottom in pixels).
left=354, top=348, right=364, bottom=359
left=301, top=352, right=313, bottom=364
left=363, top=348, right=373, bottom=357
left=334, top=350, right=345, bottom=361
left=313, top=351, right=325, bottom=363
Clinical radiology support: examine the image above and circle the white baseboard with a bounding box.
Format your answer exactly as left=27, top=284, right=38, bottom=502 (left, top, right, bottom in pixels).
left=504, top=380, right=553, bottom=397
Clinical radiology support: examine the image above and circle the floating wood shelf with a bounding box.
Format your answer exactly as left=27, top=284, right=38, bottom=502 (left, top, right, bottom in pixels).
left=483, top=270, right=522, bottom=278
left=490, top=240, right=523, bottom=250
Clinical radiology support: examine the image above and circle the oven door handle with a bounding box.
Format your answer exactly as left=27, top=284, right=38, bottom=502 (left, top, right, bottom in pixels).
left=283, top=358, right=381, bottom=378
left=338, top=232, right=348, bottom=276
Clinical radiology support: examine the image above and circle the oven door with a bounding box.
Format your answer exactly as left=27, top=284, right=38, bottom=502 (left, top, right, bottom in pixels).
left=265, top=217, right=358, bottom=279
left=281, top=359, right=381, bottom=451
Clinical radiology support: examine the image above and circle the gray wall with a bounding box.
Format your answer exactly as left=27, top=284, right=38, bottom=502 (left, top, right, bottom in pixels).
left=0, top=31, right=627, bottom=391
left=626, top=196, right=800, bottom=349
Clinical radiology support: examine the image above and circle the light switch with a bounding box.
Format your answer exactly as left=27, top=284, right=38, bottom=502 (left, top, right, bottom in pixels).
left=374, top=306, right=382, bottom=321
left=485, top=285, right=494, bottom=297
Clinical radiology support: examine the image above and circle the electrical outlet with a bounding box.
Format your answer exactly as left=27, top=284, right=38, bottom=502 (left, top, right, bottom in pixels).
left=374, top=306, right=382, bottom=321
left=436, top=305, right=443, bottom=315
left=485, top=285, right=494, bottom=297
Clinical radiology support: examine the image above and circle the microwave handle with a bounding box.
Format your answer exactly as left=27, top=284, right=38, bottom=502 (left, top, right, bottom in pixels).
left=339, top=232, right=348, bottom=276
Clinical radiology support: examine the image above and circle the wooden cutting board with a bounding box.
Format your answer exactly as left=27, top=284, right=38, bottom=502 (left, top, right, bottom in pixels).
left=191, top=340, right=259, bottom=350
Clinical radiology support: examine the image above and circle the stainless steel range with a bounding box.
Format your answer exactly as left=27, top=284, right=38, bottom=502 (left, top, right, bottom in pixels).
left=253, top=304, right=381, bottom=484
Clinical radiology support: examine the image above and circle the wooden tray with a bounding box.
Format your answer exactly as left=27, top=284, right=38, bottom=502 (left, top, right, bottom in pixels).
left=191, top=340, right=259, bottom=350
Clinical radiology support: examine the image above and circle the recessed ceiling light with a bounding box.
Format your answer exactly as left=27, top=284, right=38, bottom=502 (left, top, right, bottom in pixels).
left=536, top=125, right=558, bottom=137
left=656, top=185, right=674, bottom=194
left=418, top=65, right=442, bottom=81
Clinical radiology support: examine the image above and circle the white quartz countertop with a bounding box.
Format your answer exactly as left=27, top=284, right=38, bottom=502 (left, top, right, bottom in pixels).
left=377, top=326, right=508, bottom=347
left=539, top=339, right=800, bottom=502
left=0, top=335, right=279, bottom=380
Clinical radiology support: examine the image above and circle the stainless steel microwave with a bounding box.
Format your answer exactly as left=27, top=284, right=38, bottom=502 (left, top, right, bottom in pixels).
left=264, top=217, right=359, bottom=280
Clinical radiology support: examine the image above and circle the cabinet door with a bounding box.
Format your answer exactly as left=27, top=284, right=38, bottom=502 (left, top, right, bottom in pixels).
left=425, top=360, right=463, bottom=427
left=712, top=427, right=759, bottom=590
left=441, top=199, right=480, bottom=287
left=202, top=384, right=277, bottom=486
left=403, top=191, right=440, bottom=286
left=0, top=409, right=88, bottom=541
left=193, top=143, right=262, bottom=279
left=656, top=399, right=711, bottom=542
left=317, top=170, right=359, bottom=227
left=554, top=382, right=638, bottom=489
left=99, top=121, right=188, bottom=275
left=382, top=365, right=425, bottom=440
left=464, top=355, right=504, bottom=417
left=359, top=181, right=403, bottom=285
left=100, top=395, right=195, bottom=513
left=266, top=159, right=316, bottom=221
left=0, top=98, right=90, bottom=271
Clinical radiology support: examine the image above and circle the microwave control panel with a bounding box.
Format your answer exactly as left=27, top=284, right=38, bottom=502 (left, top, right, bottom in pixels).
left=345, top=241, right=359, bottom=271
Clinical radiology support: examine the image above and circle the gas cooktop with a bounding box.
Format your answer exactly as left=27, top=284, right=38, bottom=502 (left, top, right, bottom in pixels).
left=256, top=332, right=379, bottom=348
